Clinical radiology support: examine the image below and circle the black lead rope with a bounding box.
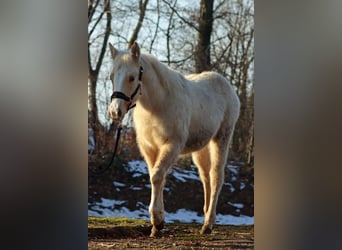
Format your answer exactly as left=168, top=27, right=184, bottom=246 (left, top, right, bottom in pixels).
left=92, top=126, right=122, bottom=175
left=93, top=66, right=143, bottom=175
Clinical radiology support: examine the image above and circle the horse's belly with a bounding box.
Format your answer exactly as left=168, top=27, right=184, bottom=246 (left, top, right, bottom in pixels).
left=182, top=130, right=212, bottom=154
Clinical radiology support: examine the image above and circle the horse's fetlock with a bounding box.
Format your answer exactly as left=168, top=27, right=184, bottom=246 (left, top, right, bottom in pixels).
left=200, top=225, right=212, bottom=235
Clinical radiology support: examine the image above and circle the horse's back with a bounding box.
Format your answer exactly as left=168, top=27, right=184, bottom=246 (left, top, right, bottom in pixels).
left=186, top=71, right=240, bottom=122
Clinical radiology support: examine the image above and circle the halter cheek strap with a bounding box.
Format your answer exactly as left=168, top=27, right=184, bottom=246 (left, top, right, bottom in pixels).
left=138, top=65, right=143, bottom=82
left=111, top=66, right=143, bottom=110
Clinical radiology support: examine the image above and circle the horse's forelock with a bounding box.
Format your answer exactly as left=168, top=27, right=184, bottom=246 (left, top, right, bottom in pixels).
left=112, top=52, right=140, bottom=72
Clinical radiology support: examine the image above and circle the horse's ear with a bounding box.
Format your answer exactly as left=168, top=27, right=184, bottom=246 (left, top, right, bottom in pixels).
left=130, top=41, right=140, bottom=60
left=109, top=43, right=118, bottom=59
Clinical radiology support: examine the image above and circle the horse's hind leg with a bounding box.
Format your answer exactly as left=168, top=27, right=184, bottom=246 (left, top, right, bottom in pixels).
left=201, top=126, right=234, bottom=234
left=192, top=146, right=211, bottom=215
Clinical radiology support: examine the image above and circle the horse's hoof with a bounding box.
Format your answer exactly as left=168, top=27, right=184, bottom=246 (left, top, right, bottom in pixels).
left=155, top=221, right=164, bottom=230
left=150, top=229, right=162, bottom=237
left=149, top=222, right=165, bottom=237
left=200, top=226, right=212, bottom=235
left=150, top=227, right=162, bottom=237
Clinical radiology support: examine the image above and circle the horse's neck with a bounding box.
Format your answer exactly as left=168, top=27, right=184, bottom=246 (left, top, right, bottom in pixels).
left=138, top=55, right=182, bottom=110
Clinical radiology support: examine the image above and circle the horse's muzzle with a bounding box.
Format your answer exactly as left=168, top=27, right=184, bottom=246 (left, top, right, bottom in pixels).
left=108, top=107, right=123, bottom=121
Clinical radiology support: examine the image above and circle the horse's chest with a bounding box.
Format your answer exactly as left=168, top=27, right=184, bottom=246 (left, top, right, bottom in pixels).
left=135, top=120, right=170, bottom=148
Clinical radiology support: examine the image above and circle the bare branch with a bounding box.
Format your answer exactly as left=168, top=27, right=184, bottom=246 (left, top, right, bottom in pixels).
left=88, top=2, right=106, bottom=39
left=88, top=0, right=101, bottom=24
left=160, top=53, right=193, bottom=64
left=214, top=0, right=225, bottom=13
left=166, top=0, right=177, bottom=65
left=128, top=0, right=149, bottom=48
left=149, top=0, right=160, bottom=53
left=95, top=0, right=112, bottom=74
left=161, top=0, right=199, bottom=32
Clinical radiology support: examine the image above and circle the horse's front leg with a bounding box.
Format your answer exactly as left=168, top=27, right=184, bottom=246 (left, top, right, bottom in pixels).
left=149, top=143, right=180, bottom=237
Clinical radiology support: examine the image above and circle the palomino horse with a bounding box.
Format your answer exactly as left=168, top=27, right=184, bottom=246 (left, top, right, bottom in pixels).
left=108, top=42, right=240, bottom=237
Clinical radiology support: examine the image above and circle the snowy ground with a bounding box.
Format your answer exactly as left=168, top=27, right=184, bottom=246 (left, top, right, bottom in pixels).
left=89, top=160, right=254, bottom=226
left=88, top=197, right=253, bottom=225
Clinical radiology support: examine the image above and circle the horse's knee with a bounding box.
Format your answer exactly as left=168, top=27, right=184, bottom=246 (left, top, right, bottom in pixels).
left=150, top=168, right=166, bottom=185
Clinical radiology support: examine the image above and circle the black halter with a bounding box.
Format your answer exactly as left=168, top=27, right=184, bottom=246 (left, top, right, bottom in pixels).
left=111, top=66, right=143, bottom=110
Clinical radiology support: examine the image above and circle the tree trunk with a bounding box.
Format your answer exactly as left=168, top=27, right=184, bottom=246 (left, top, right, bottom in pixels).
left=194, top=0, right=214, bottom=73
left=88, top=0, right=112, bottom=153
left=88, top=68, right=104, bottom=153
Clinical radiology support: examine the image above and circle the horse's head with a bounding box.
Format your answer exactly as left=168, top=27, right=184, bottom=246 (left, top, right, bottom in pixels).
left=108, top=42, right=142, bottom=121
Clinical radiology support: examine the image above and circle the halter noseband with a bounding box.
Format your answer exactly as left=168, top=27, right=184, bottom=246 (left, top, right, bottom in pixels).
left=111, top=66, right=143, bottom=110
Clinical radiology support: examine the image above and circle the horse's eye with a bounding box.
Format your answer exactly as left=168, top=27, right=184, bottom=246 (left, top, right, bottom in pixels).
left=129, top=76, right=135, bottom=82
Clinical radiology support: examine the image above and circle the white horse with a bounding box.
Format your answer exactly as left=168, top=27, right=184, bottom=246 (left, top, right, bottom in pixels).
left=108, top=42, right=240, bottom=237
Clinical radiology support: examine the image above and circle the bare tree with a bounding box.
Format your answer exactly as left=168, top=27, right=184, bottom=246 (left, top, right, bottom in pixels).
left=88, top=0, right=112, bottom=152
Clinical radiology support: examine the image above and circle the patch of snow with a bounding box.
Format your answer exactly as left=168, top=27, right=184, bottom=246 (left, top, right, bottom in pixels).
left=171, top=168, right=200, bottom=183
left=227, top=165, right=238, bottom=175
left=165, top=209, right=202, bottom=223
left=89, top=198, right=254, bottom=225
left=99, top=198, right=126, bottom=207
left=129, top=184, right=177, bottom=192
left=127, top=161, right=148, bottom=177
left=89, top=198, right=148, bottom=219
left=88, top=210, right=101, bottom=217
left=223, top=182, right=235, bottom=193
left=113, top=181, right=126, bottom=187
left=136, top=201, right=146, bottom=208
left=164, top=209, right=253, bottom=225
left=89, top=205, right=150, bottom=220
left=216, top=214, right=254, bottom=225
left=228, top=202, right=244, bottom=209
left=240, top=182, right=246, bottom=190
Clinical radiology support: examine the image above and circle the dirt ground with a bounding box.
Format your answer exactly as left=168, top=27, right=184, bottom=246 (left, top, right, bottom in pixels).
left=88, top=219, right=254, bottom=249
